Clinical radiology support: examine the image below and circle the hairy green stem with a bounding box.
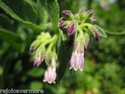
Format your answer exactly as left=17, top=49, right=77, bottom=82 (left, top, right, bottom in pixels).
left=105, top=30, right=125, bottom=35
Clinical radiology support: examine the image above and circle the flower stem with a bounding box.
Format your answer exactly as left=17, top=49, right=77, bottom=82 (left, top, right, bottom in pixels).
left=105, top=30, right=125, bottom=35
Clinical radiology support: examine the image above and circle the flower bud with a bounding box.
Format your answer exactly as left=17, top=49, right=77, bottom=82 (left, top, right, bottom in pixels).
left=84, top=33, right=90, bottom=49
left=62, top=10, right=72, bottom=16
left=62, top=10, right=74, bottom=20
left=90, top=16, right=96, bottom=22
left=88, top=25, right=100, bottom=41
left=86, top=9, right=94, bottom=17
left=30, top=32, right=51, bottom=52
left=59, top=17, right=64, bottom=22
left=29, top=47, right=34, bottom=52
left=59, top=21, right=66, bottom=28
left=34, top=46, right=46, bottom=67
left=95, top=32, right=100, bottom=41
left=67, top=20, right=78, bottom=36
left=30, top=40, right=43, bottom=52
left=78, top=9, right=84, bottom=19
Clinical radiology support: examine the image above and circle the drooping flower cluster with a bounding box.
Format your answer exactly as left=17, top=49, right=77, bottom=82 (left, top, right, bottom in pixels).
left=30, top=32, right=58, bottom=84
left=30, top=9, right=106, bottom=84
left=59, top=9, right=102, bottom=71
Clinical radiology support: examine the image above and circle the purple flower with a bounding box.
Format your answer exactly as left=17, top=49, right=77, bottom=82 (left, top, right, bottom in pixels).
left=95, top=32, right=100, bottom=41
left=84, top=43, right=90, bottom=50
left=88, top=25, right=100, bottom=41
left=86, top=10, right=94, bottom=16
left=62, top=10, right=71, bottom=16
left=69, top=52, right=84, bottom=71
left=34, top=51, right=44, bottom=67
left=59, top=17, right=64, bottom=22
left=67, top=20, right=78, bottom=36
left=29, top=47, right=34, bottom=52
left=43, top=58, right=56, bottom=84
left=59, top=22, right=66, bottom=28
left=69, top=44, right=84, bottom=71
left=34, top=47, right=45, bottom=67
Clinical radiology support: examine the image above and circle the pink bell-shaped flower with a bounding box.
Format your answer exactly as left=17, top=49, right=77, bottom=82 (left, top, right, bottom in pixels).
left=69, top=43, right=84, bottom=71
left=43, top=58, right=56, bottom=84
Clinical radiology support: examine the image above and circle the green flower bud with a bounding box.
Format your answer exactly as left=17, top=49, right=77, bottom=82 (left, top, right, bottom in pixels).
left=34, top=45, right=46, bottom=67
left=84, top=33, right=90, bottom=49
left=30, top=32, right=51, bottom=52
left=88, top=25, right=100, bottom=41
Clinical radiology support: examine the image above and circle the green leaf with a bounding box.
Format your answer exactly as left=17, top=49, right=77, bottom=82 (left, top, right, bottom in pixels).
left=46, top=0, right=59, bottom=32
left=0, top=1, right=45, bottom=31
left=36, top=0, right=48, bottom=25
left=0, top=28, right=24, bottom=51
left=0, top=13, right=14, bottom=31
left=94, top=25, right=107, bottom=38
left=3, top=0, right=37, bottom=23
left=0, top=28, right=19, bottom=41
left=57, top=35, right=70, bottom=82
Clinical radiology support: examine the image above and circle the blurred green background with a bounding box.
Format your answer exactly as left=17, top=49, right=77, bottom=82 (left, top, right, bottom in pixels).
left=0, top=0, right=125, bottom=94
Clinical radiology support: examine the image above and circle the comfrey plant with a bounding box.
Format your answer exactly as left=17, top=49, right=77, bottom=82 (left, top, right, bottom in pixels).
left=30, top=9, right=107, bottom=84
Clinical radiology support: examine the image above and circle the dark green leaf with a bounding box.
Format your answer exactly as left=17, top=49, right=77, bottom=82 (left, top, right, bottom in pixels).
left=57, top=35, right=70, bottom=82
left=0, top=1, right=45, bottom=31
left=0, top=28, right=24, bottom=51
left=0, top=28, right=20, bottom=42
left=36, top=0, right=48, bottom=25
left=46, top=0, right=59, bottom=32
left=0, top=13, right=14, bottom=31
left=3, top=0, right=37, bottom=23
